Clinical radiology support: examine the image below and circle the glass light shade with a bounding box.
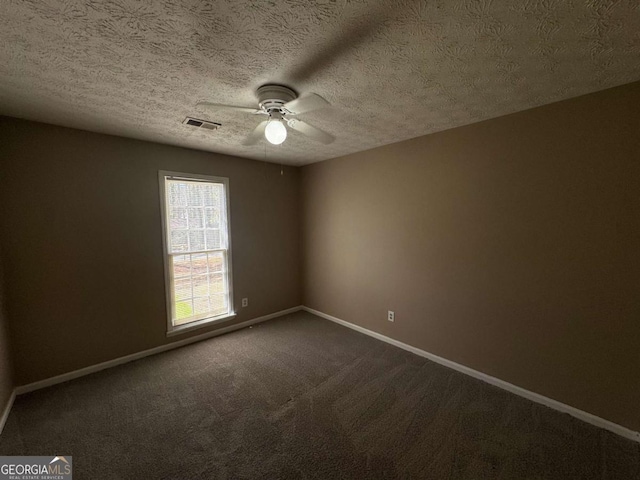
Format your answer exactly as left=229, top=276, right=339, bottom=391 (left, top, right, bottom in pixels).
left=265, top=120, right=287, bottom=145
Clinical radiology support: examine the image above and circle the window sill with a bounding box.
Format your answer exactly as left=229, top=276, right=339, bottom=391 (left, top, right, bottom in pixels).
left=166, top=313, right=237, bottom=337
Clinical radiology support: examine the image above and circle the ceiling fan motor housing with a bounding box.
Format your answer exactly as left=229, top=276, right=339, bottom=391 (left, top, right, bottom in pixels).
left=257, top=84, right=297, bottom=113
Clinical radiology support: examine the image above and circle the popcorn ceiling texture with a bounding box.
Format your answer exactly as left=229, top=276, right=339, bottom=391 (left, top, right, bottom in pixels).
left=1, top=0, right=639, bottom=165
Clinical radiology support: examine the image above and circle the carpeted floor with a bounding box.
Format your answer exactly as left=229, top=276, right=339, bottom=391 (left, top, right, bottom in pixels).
left=1, top=311, right=638, bottom=479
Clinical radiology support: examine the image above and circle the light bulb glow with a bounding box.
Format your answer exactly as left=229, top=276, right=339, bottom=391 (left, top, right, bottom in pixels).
left=265, top=119, right=287, bottom=145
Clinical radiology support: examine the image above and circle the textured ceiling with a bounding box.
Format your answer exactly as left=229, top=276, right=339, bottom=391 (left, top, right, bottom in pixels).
left=1, top=0, right=639, bottom=166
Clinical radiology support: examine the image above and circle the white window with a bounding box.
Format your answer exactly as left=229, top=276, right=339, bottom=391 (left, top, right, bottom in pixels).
left=159, top=171, right=234, bottom=335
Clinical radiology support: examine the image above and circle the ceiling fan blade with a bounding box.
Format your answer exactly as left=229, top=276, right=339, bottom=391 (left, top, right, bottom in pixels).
left=287, top=119, right=335, bottom=144
left=242, top=121, right=268, bottom=146
left=196, top=102, right=262, bottom=115
left=283, top=93, right=330, bottom=115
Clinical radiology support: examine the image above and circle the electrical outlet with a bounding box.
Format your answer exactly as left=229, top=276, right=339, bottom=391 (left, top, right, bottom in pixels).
left=241, top=298, right=248, bottom=308
left=388, top=310, right=395, bottom=322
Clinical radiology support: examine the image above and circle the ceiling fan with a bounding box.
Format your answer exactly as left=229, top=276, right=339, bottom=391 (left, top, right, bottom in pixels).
left=196, top=84, right=334, bottom=146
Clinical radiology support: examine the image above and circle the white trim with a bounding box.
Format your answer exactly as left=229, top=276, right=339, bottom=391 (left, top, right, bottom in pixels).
left=301, top=306, right=640, bottom=444
left=0, top=389, right=16, bottom=436
left=15, top=306, right=302, bottom=396
left=166, top=313, right=236, bottom=337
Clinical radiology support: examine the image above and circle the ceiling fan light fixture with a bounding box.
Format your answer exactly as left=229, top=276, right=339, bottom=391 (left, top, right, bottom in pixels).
left=265, top=118, right=287, bottom=145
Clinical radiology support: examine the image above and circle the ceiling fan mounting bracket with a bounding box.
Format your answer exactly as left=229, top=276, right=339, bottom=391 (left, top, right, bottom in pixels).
left=257, top=84, right=297, bottom=113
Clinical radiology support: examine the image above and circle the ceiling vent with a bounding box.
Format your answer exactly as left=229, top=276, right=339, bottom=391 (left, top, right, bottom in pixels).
left=183, top=117, right=221, bottom=131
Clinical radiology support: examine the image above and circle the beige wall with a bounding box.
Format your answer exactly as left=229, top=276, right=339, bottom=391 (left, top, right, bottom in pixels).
left=1, top=82, right=638, bottom=431
left=0, top=118, right=302, bottom=385
left=0, top=245, right=14, bottom=415
left=301, top=82, right=640, bottom=431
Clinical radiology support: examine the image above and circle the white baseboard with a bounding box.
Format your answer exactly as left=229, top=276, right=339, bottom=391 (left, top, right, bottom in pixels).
left=15, top=306, right=302, bottom=396
left=0, top=389, right=16, bottom=435
left=301, top=306, right=640, bottom=443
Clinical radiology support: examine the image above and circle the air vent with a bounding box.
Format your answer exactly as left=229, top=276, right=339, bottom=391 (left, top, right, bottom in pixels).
left=183, top=117, right=221, bottom=130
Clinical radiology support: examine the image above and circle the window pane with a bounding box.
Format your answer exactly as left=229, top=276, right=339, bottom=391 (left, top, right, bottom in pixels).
left=204, top=208, right=219, bottom=228
left=209, top=273, right=224, bottom=293
left=207, top=252, right=224, bottom=273
left=193, top=297, right=210, bottom=316
left=170, top=230, right=188, bottom=253
left=204, top=185, right=222, bottom=207
left=188, top=207, right=204, bottom=229
left=175, top=300, right=193, bottom=322
left=193, top=274, right=209, bottom=297
left=187, top=183, right=203, bottom=206
left=188, top=230, right=205, bottom=252
left=210, top=293, right=227, bottom=314
left=174, top=276, right=192, bottom=301
left=205, top=229, right=221, bottom=250
left=172, top=255, right=191, bottom=278
left=191, top=253, right=208, bottom=275
left=168, top=183, right=187, bottom=207
left=170, top=207, right=187, bottom=229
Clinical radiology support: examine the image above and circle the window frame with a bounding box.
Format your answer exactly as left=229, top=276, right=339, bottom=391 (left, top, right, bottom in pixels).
left=158, top=170, right=235, bottom=336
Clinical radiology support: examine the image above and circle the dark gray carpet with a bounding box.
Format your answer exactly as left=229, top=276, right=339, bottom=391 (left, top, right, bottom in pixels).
left=1, top=311, right=638, bottom=479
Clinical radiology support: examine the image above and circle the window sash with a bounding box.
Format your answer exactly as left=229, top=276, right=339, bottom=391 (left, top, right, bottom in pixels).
left=165, top=178, right=229, bottom=254
left=168, top=250, right=231, bottom=325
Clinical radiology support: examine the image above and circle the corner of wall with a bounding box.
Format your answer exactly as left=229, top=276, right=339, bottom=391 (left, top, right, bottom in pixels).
left=0, top=242, right=16, bottom=435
